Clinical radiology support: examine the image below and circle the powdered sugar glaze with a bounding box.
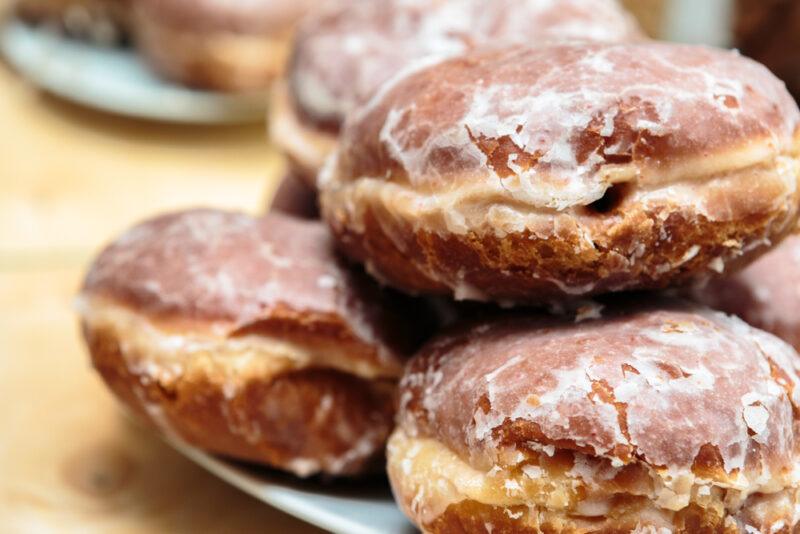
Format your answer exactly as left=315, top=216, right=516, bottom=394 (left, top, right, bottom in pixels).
left=336, top=43, right=800, bottom=211
left=290, top=0, right=641, bottom=129
left=400, top=299, right=800, bottom=477
left=83, top=209, right=380, bottom=336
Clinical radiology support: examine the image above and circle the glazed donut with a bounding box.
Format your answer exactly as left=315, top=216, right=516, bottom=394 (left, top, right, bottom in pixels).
left=15, top=0, right=129, bottom=44
left=78, top=209, right=433, bottom=477
left=691, top=232, right=800, bottom=351
left=271, top=0, right=643, bottom=187
left=388, top=298, right=800, bottom=533
left=320, top=43, right=800, bottom=304
left=132, top=0, right=314, bottom=92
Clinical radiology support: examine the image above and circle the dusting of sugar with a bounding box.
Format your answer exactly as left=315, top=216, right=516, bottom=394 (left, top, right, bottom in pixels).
left=81, top=209, right=412, bottom=377
left=399, top=299, right=800, bottom=509
left=522, top=465, right=543, bottom=479
left=291, top=0, right=641, bottom=126
left=743, top=404, right=770, bottom=440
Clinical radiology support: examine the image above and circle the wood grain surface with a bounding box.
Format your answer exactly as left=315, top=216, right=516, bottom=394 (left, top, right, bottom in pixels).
left=0, top=52, right=323, bottom=533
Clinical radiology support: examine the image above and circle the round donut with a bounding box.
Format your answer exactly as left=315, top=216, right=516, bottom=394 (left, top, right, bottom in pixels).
left=15, top=0, right=129, bottom=44
left=132, top=0, right=314, bottom=91
left=78, top=209, right=433, bottom=477
left=691, top=232, right=800, bottom=351
left=271, top=0, right=643, bottom=186
left=388, top=298, right=800, bottom=533
left=320, top=42, right=800, bottom=304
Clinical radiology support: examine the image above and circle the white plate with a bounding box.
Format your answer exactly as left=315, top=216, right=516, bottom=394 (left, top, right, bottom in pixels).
left=0, top=19, right=267, bottom=124
left=169, top=439, right=415, bottom=534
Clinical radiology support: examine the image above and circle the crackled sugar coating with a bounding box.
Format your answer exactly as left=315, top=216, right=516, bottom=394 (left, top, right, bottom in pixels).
left=693, top=233, right=800, bottom=351
left=86, top=209, right=358, bottom=323
left=392, top=299, right=800, bottom=531
left=84, top=209, right=332, bottom=320
left=80, top=209, right=428, bottom=477
left=321, top=42, right=800, bottom=302
left=82, top=209, right=421, bottom=371
left=402, top=301, right=800, bottom=472
left=333, top=42, right=798, bottom=209
left=289, top=0, right=641, bottom=132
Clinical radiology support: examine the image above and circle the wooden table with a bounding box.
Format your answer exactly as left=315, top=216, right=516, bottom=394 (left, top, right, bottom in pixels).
left=0, top=57, right=324, bottom=532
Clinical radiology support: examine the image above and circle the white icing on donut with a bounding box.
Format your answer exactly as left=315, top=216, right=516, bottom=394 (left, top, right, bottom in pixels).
left=290, top=0, right=642, bottom=127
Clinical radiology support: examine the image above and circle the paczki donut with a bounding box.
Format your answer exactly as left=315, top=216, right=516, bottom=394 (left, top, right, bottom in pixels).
left=132, top=0, right=314, bottom=91
left=78, top=209, right=432, bottom=477
left=692, top=232, right=800, bottom=351
left=389, top=298, right=800, bottom=533
left=320, top=42, right=800, bottom=304
left=271, top=0, right=643, bottom=186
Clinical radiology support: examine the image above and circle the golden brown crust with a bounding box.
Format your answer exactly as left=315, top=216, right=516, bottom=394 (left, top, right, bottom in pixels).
left=321, top=43, right=800, bottom=304
left=86, top=321, right=395, bottom=476
left=326, top=190, right=799, bottom=303
left=423, top=496, right=800, bottom=533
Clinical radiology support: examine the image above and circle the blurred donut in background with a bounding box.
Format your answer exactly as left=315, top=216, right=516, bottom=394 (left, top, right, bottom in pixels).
left=735, top=0, right=800, bottom=100
left=270, top=0, right=644, bottom=188
left=14, top=0, right=129, bottom=44
left=78, top=209, right=435, bottom=477
left=132, top=0, right=316, bottom=92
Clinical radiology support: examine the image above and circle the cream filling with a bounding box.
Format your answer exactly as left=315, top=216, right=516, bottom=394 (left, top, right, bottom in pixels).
left=78, top=296, right=399, bottom=389
left=387, top=429, right=799, bottom=529
left=321, top=150, right=799, bottom=240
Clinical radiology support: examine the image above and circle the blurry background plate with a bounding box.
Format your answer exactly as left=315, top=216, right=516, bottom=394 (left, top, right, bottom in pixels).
left=170, top=439, right=414, bottom=534
left=0, top=19, right=267, bottom=124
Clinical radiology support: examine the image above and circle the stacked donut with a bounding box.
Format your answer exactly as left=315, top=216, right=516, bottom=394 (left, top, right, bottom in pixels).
left=79, top=0, right=800, bottom=532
